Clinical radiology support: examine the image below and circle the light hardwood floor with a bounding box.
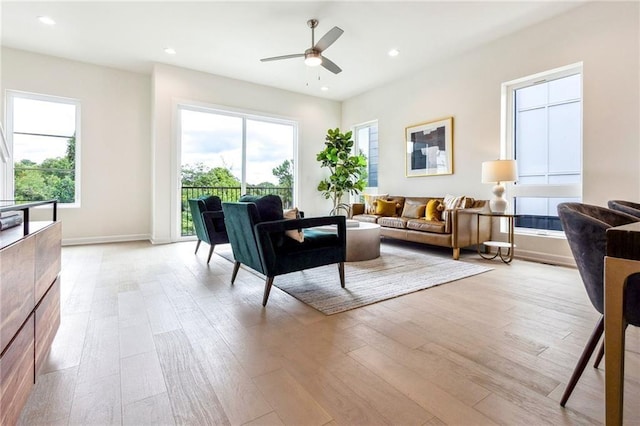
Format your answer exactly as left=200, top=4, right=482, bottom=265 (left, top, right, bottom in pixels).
left=18, top=239, right=640, bottom=425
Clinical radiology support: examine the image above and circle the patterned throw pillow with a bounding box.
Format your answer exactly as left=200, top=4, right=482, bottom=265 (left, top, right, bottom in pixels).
left=443, top=194, right=466, bottom=210
left=425, top=199, right=444, bottom=221
left=363, top=193, right=388, bottom=214
left=283, top=208, right=304, bottom=242
left=375, top=199, right=397, bottom=216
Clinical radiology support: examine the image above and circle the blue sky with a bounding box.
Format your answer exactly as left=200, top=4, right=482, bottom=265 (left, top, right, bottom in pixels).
left=180, top=109, right=294, bottom=185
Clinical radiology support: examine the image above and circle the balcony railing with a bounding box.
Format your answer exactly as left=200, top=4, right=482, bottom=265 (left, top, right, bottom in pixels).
left=181, top=185, right=293, bottom=236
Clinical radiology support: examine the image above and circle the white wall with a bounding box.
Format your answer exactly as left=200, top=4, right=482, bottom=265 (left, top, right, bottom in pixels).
left=342, top=1, right=639, bottom=265
left=0, top=51, right=341, bottom=245
left=150, top=63, right=341, bottom=243
left=1, top=48, right=152, bottom=244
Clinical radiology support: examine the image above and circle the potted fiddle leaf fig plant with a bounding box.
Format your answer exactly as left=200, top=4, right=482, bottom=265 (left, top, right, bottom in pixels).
left=317, top=128, right=368, bottom=215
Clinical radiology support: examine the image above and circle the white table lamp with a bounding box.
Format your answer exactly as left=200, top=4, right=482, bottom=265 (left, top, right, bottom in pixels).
left=481, top=159, right=518, bottom=213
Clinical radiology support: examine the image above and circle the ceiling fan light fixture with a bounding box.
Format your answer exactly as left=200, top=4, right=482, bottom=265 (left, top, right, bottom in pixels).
left=304, top=52, right=322, bottom=67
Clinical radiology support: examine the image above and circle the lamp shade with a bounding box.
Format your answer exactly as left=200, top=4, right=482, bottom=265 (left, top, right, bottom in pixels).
left=481, top=159, right=518, bottom=183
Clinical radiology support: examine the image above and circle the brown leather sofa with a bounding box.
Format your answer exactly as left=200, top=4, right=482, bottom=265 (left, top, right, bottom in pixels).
left=350, top=196, right=491, bottom=260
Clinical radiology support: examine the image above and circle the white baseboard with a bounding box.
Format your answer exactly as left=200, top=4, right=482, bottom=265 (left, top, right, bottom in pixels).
left=515, top=248, right=576, bottom=268
left=62, top=233, right=151, bottom=246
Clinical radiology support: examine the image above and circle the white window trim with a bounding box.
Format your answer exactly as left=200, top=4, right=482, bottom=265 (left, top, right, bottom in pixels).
left=4, top=90, right=82, bottom=207
left=500, top=62, right=583, bottom=237
left=352, top=119, right=379, bottom=196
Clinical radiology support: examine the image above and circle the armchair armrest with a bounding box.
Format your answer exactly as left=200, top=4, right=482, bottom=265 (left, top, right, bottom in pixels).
left=255, top=215, right=346, bottom=235
left=254, top=216, right=347, bottom=274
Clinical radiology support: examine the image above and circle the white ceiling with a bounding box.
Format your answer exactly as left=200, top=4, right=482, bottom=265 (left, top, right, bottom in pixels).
left=1, top=1, right=584, bottom=101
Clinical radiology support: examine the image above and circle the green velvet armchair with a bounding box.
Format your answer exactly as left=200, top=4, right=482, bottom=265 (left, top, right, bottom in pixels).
left=188, top=195, right=229, bottom=264
left=222, top=195, right=346, bottom=306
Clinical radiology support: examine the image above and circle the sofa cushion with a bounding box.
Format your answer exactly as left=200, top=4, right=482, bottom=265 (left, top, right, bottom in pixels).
left=407, top=219, right=448, bottom=234
left=378, top=216, right=409, bottom=229
left=352, top=214, right=380, bottom=223
left=401, top=200, right=426, bottom=218
left=375, top=199, right=398, bottom=216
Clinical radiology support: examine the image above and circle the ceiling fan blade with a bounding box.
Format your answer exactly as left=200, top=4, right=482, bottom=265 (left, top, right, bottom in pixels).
left=260, top=53, right=304, bottom=62
left=314, top=26, right=343, bottom=52
left=320, top=56, right=342, bottom=74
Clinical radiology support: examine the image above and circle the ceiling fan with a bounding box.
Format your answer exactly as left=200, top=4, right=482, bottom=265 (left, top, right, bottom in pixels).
left=260, top=19, right=344, bottom=74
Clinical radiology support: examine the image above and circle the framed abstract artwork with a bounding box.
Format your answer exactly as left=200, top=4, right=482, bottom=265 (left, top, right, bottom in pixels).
left=405, top=117, right=453, bottom=177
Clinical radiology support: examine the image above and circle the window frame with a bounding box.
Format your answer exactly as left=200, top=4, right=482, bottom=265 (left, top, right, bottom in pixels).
left=4, top=90, right=82, bottom=206
left=501, top=63, right=583, bottom=237
left=352, top=119, right=379, bottom=195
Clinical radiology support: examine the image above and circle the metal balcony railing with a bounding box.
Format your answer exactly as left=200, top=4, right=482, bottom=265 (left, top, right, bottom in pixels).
left=181, top=185, right=293, bottom=236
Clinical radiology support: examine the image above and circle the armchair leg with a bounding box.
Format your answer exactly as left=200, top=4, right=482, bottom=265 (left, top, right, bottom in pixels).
left=207, top=244, right=215, bottom=264
left=195, top=239, right=201, bottom=254
left=593, top=341, right=605, bottom=369
left=453, top=248, right=460, bottom=260
left=263, top=277, right=274, bottom=306
left=231, top=261, right=241, bottom=284
left=560, top=316, right=604, bottom=407
left=338, top=262, right=345, bottom=288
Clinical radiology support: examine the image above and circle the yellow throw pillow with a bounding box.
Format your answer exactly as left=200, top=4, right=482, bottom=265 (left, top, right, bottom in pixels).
left=375, top=199, right=397, bottom=216
left=283, top=208, right=304, bottom=242
left=363, top=193, right=388, bottom=214
left=425, top=199, right=443, bottom=221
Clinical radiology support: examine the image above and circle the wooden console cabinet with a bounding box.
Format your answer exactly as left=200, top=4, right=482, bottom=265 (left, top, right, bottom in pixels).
left=0, top=201, right=60, bottom=426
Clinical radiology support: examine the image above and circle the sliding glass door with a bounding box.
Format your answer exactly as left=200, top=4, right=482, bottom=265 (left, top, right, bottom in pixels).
left=179, top=104, right=296, bottom=236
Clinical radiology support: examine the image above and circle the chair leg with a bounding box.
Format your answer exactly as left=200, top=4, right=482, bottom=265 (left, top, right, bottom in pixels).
left=592, top=323, right=628, bottom=369
left=262, top=277, right=274, bottom=306
left=338, top=262, right=345, bottom=288
left=560, top=316, right=604, bottom=407
left=453, top=248, right=460, bottom=260
left=195, top=239, right=201, bottom=254
left=593, top=341, right=605, bottom=369
left=206, top=244, right=215, bottom=264
left=231, top=261, right=241, bottom=284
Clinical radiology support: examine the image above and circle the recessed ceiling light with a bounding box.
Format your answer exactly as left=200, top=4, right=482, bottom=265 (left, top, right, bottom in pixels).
left=38, top=16, right=56, bottom=26
left=388, top=49, right=400, bottom=57
left=164, top=47, right=176, bottom=55
left=320, top=86, right=329, bottom=92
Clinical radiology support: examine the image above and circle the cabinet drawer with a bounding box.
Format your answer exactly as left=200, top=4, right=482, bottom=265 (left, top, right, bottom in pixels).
left=35, top=221, right=62, bottom=302
left=35, top=277, right=61, bottom=375
left=0, top=315, right=35, bottom=426
left=0, top=236, right=35, bottom=354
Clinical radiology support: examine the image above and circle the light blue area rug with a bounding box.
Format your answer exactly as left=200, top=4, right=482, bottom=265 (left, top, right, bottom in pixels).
left=217, top=243, right=492, bottom=315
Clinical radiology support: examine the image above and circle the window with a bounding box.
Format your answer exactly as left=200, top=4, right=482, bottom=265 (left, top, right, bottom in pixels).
left=5, top=91, right=80, bottom=204
left=354, top=120, right=379, bottom=191
left=503, top=64, right=582, bottom=235
left=179, top=104, right=296, bottom=236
